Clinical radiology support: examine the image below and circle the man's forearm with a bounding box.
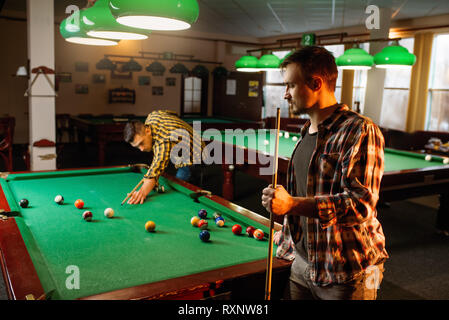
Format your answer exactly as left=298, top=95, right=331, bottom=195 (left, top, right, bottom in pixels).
left=287, top=197, right=318, bottom=218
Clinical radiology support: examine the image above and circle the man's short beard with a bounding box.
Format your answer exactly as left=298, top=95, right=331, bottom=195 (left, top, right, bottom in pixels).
left=290, top=104, right=307, bottom=116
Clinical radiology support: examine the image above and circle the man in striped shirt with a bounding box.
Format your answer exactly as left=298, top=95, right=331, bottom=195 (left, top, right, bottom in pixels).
left=124, top=110, right=204, bottom=204
left=262, top=47, right=388, bottom=300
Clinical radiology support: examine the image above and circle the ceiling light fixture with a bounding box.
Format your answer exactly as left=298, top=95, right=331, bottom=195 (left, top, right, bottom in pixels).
left=235, top=55, right=260, bottom=72
left=374, top=41, right=416, bottom=69
left=336, top=46, right=374, bottom=70
left=257, top=54, right=281, bottom=71
left=109, top=0, right=199, bottom=31
left=84, top=0, right=150, bottom=40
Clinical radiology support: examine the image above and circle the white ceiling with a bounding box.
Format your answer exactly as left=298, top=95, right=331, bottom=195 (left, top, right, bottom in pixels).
left=2, top=0, right=449, bottom=39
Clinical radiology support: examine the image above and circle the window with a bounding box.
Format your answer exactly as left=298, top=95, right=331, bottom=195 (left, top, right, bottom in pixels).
left=379, top=38, right=414, bottom=130
left=352, top=42, right=370, bottom=114
left=323, top=44, right=344, bottom=102
left=426, top=34, right=449, bottom=132
left=264, top=50, right=291, bottom=118
left=184, top=76, right=202, bottom=114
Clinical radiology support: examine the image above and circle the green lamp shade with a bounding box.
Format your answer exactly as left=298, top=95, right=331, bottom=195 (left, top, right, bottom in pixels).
left=336, top=48, right=374, bottom=70
left=84, top=0, right=149, bottom=40
left=96, top=57, right=117, bottom=70
left=374, top=45, right=416, bottom=69
left=170, top=63, right=190, bottom=74
left=235, top=55, right=259, bottom=72
left=191, top=65, right=209, bottom=77
left=212, top=66, right=228, bottom=77
left=60, top=13, right=118, bottom=46
left=146, top=61, right=166, bottom=74
left=109, top=0, right=199, bottom=31
left=257, top=54, right=281, bottom=71
left=122, top=59, right=143, bottom=72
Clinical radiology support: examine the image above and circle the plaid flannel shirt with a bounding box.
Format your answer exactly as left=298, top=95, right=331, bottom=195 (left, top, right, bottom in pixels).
left=275, top=104, right=389, bottom=286
left=143, top=111, right=204, bottom=181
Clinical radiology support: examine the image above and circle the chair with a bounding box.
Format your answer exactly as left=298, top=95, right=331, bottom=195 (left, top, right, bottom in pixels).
left=0, top=117, right=15, bottom=171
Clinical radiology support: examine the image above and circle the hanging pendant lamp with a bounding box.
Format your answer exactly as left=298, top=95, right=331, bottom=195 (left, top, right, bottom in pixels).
left=122, top=59, right=143, bottom=72
left=109, top=0, right=200, bottom=31
left=60, top=11, right=118, bottom=46
left=257, top=54, right=281, bottom=71
left=235, top=55, right=259, bottom=72
left=374, top=41, right=416, bottom=69
left=84, top=0, right=150, bottom=40
left=336, top=47, right=373, bottom=70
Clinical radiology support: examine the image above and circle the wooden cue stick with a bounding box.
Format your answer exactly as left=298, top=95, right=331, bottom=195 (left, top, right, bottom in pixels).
left=121, top=179, right=144, bottom=205
left=264, top=108, right=281, bottom=301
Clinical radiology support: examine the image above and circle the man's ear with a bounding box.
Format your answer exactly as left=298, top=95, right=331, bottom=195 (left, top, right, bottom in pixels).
left=311, top=77, right=323, bottom=91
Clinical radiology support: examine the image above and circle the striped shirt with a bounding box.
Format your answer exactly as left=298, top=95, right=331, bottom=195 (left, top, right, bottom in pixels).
left=275, top=104, right=389, bottom=286
left=143, top=111, right=205, bottom=180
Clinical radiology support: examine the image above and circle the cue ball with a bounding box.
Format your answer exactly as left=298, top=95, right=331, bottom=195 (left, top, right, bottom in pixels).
left=104, top=208, right=114, bottom=218
left=232, top=224, right=242, bottom=235
left=279, top=132, right=283, bottom=137
left=19, top=199, right=29, bottom=208
left=191, top=216, right=200, bottom=227
left=292, top=136, right=298, bottom=141
left=284, top=132, right=290, bottom=138
left=75, top=199, right=84, bottom=209
left=444, top=158, right=449, bottom=164
left=198, top=219, right=208, bottom=230
left=264, top=140, right=269, bottom=145
left=82, top=211, right=93, bottom=222
left=54, top=195, right=64, bottom=205
left=199, top=230, right=210, bottom=242
left=198, top=209, right=207, bottom=219
left=145, top=221, right=156, bottom=232
left=425, top=155, right=432, bottom=161
left=253, top=229, right=264, bottom=240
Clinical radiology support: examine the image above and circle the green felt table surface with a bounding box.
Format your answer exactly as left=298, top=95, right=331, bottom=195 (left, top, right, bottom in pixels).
left=210, top=130, right=448, bottom=171
left=3, top=167, right=274, bottom=300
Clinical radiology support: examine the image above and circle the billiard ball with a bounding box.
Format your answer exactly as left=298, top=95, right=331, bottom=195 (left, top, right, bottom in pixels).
left=292, top=136, right=298, bottom=141
left=264, top=140, right=269, bottom=145
left=246, top=226, right=256, bottom=237
left=232, top=224, right=242, bottom=235
left=191, top=216, right=200, bottom=227
left=75, top=199, right=84, bottom=209
left=104, top=208, right=114, bottom=218
left=443, top=158, right=449, bottom=164
left=253, top=229, right=264, bottom=240
left=425, top=155, right=432, bottom=161
left=279, top=132, right=283, bottom=137
left=215, top=219, right=225, bottom=227
left=54, top=195, right=64, bottom=205
left=198, top=209, right=207, bottom=219
left=284, top=132, right=290, bottom=138
left=199, top=230, right=210, bottom=242
left=82, top=211, right=93, bottom=222
left=145, top=221, right=156, bottom=232
left=213, top=212, right=222, bottom=219
left=19, top=199, right=29, bottom=208
left=198, top=219, right=208, bottom=230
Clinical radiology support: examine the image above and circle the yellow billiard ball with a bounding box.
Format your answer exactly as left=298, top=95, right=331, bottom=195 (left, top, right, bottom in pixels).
left=145, top=221, right=156, bottom=232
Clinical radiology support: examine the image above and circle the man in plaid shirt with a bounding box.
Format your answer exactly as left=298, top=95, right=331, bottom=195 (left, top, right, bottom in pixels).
left=262, top=46, right=388, bottom=300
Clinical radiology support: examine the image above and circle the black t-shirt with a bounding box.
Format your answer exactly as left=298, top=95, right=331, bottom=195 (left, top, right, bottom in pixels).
left=291, top=129, right=317, bottom=259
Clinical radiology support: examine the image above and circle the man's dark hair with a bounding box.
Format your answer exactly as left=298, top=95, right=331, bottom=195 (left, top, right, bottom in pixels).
left=280, top=46, right=338, bottom=91
left=123, top=121, right=145, bottom=143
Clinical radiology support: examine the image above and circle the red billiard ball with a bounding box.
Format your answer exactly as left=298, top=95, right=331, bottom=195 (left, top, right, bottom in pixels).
left=198, top=219, right=208, bottom=230
left=75, top=199, right=84, bottom=209
left=82, top=211, right=92, bottom=222
left=246, top=226, right=256, bottom=237
left=232, top=224, right=242, bottom=235
left=253, top=229, right=264, bottom=240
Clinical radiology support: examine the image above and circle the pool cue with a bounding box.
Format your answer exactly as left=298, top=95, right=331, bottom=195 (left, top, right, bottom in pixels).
left=121, top=179, right=144, bottom=205
left=264, top=108, right=281, bottom=301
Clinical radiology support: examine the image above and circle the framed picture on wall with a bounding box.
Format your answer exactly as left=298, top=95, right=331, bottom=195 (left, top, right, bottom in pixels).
left=248, top=80, right=259, bottom=97
left=93, top=74, right=106, bottom=83
left=152, top=86, right=163, bottom=96
left=57, top=72, right=72, bottom=83
left=166, top=77, right=176, bottom=86
left=75, top=62, right=89, bottom=72
left=75, top=84, right=89, bottom=94
left=138, top=76, right=150, bottom=86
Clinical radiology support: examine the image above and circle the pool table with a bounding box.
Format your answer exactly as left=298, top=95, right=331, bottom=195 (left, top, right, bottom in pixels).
left=70, top=115, right=262, bottom=166
left=206, top=130, right=449, bottom=232
left=0, top=166, right=290, bottom=300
